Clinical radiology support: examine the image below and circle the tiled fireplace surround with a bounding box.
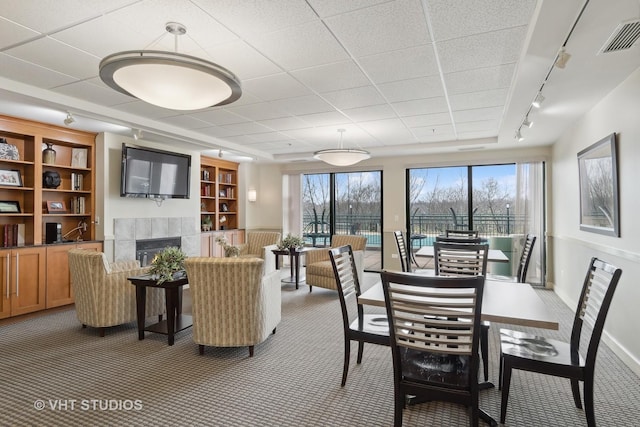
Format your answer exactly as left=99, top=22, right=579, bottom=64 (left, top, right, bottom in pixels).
left=108, top=217, right=200, bottom=263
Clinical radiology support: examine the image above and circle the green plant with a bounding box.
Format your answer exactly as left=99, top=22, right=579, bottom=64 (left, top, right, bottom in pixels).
left=277, top=233, right=305, bottom=251
left=148, top=246, right=186, bottom=283
left=215, top=235, right=240, bottom=257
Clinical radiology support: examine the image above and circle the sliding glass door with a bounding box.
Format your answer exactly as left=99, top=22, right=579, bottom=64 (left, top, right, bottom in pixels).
left=303, top=171, right=382, bottom=270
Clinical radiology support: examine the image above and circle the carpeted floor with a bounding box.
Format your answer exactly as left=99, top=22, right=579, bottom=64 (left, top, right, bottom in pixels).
left=2, top=272, right=639, bottom=426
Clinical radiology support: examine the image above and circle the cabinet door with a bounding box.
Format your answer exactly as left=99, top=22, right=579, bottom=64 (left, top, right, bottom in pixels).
left=200, top=233, right=212, bottom=257
left=10, top=247, right=46, bottom=316
left=45, top=242, right=102, bottom=308
left=0, top=250, right=10, bottom=319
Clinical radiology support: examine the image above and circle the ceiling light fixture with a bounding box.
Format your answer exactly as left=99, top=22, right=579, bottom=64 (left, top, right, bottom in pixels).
left=515, top=128, right=524, bottom=142
left=133, top=129, right=143, bottom=140
left=554, top=47, right=571, bottom=69
left=532, top=93, right=545, bottom=108
left=522, top=116, right=533, bottom=128
left=63, top=112, right=75, bottom=126
left=99, top=22, right=242, bottom=111
left=313, top=129, right=370, bottom=167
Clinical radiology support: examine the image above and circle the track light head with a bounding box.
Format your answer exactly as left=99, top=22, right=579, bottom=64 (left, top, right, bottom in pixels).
left=523, top=117, right=533, bottom=128
left=532, top=93, right=545, bottom=108
left=133, top=129, right=143, bottom=140
left=555, top=48, right=571, bottom=69
left=63, top=112, right=75, bottom=126
left=515, top=128, right=524, bottom=142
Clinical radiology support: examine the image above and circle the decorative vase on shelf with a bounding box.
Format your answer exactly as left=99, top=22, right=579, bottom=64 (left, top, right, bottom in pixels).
left=43, top=142, right=56, bottom=164
left=0, top=137, right=19, bottom=160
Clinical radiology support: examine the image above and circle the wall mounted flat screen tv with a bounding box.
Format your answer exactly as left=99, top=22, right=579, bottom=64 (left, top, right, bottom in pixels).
left=120, top=143, right=191, bottom=199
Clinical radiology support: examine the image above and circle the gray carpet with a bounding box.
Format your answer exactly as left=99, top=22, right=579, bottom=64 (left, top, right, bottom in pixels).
left=2, top=272, right=639, bottom=426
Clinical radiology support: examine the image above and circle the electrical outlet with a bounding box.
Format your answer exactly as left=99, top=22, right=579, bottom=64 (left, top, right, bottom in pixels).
left=94, top=216, right=100, bottom=225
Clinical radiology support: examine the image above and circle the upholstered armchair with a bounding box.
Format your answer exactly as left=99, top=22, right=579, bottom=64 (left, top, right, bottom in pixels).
left=237, top=231, right=280, bottom=274
left=305, top=235, right=367, bottom=292
left=184, top=257, right=281, bottom=357
left=67, top=249, right=165, bottom=337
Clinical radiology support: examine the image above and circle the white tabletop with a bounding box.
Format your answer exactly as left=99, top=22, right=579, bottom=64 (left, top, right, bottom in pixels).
left=358, top=279, right=558, bottom=330
left=415, top=246, right=509, bottom=263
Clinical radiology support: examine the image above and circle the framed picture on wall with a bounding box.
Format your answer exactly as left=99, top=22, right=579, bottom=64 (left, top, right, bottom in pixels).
left=577, top=132, right=619, bottom=237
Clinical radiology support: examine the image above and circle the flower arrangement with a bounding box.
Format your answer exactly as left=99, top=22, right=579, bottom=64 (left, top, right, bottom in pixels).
left=277, top=233, right=306, bottom=251
left=148, top=246, right=187, bottom=284
left=215, top=235, right=240, bottom=257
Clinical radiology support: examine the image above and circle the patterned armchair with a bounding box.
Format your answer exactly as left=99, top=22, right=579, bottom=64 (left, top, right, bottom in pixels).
left=305, top=235, right=367, bottom=292
left=67, top=249, right=165, bottom=337
left=184, top=257, right=281, bottom=357
left=237, top=231, right=280, bottom=274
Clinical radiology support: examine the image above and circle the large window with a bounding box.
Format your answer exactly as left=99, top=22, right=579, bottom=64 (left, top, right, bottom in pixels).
left=407, top=163, right=545, bottom=285
left=303, top=171, right=382, bottom=270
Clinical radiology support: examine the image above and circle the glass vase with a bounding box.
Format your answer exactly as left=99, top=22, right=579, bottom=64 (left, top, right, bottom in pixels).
left=43, top=142, right=56, bottom=164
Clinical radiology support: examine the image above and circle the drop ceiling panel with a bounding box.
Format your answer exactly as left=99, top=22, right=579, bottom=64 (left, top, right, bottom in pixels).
left=453, top=106, right=503, bottom=123
left=202, top=41, right=282, bottom=81
left=269, top=95, right=334, bottom=116
left=358, top=45, right=439, bottom=84
left=250, top=21, right=349, bottom=70
left=258, top=116, right=311, bottom=132
left=378, top=75, right=445, bottom=102
left=298, top=111, right=351, bottom=127
left=227, top=102, right=291, bottom=122
left=342, top=104, right=397, bottom=122
left=242, top=73, right=312, bottom=101
left=444, top=64, right=516, bottom=95
left=392, top=97, right=449, bottom=116
left=307, top=0, right=393, bottom=18
left=5, top=37, right=100, bottom=79
left=325, top=0, right=430, bottom=57
left=412, top=124, right=454, bottom=138
left=0, top=17, right=40, bottom=48
left=190, top=109, right=250, bottom=126
left=52, top=81, right=134, bottom=106
left=402, top=112, right=451, bottom=127
left=221, top=121, right=273, bottom=136
left=449, top=88, right=509, bottom=111
left=0, top=53, right=76, bottom=88
left=320, top=86, right=386, bottom=110
left=291, top=61, right=371, bottom=93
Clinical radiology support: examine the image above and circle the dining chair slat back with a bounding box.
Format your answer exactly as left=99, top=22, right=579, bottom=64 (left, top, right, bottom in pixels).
left=329, top=245, right=389, bottom=387
left=381, top=271, right=486, bottom=427
left=393, top=230, right=411, bottom=272
left=434, top=242, right=489, bottom=277
left=499, top=257, right=623, bottom=426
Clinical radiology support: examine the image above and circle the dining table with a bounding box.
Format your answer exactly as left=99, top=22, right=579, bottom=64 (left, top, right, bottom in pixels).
left=358, top=277, right=558, bottom=426
left=415, top=245, right=510, bottom=263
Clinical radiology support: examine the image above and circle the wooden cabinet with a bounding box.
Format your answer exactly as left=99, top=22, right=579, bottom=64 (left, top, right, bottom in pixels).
left=0, top=115, right=98, bottom=318
left=200, top=156, right=239, bottom=231
left=45, top=241, right=102, bottom=308
left=200, top=230, right=245, bottom=257
left=0, top=246, right=46, bottom=319
left=0, top=114, right=96, bottom=245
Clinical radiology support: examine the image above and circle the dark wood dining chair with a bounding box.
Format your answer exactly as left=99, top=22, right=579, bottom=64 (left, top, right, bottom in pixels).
left=380, top=271, right=493, bottom=427
left=436, top=235, right=484, bottom=244
left=393, top=230, right=435, bottom=274
left=499, top=257, right=623, bottom=426
left=434, top=241, right=491, bottom=382
left=488, top=234, right=536, bottom=283
left=329, top=245, right=389, bottom=387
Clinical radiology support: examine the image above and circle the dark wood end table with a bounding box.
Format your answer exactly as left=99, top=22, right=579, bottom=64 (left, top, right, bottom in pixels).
left=272, top=247, right=312, bottom=289
left=128, top=272, right=192, bottom=346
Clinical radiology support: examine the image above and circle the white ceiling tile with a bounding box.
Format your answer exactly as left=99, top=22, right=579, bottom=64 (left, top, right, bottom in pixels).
left=453, top=106, right=503, bottom=123
left=320, top=86, right=385, bottom=110
left=298, top=111, right=351, bottom=127
left=402, top=112, right=451, bottom=127
left=258, top=117, right=313, bottom=131
left=378, top=75, right=445, bottom=103
left=190, top=109, right=248, bottom=126
left=221, top=121, right=273, bottom=135
left=426, top=0, right=537, bottom=41
left=412, top=124, right=454, bottom=138
left=306, top=0, right=392, bottom=18
left=457, top=129, right=495, bottom=140
left=269, top=95, right=334, bottom=116
left=445, top=64, right=515, bottom=94
left=243, top=132, right=294, bottom=143
left=250, top=20, right=348, bottom=71
left=160, top=115, right=213, bottom=129
left=325, top=0, right=430, bottom=57
left=197, top=126, right=238, bottom=138
left=358, top=45, right=439, bottom=84
left=192, top=0, right=317, bottom=37
left=0, top=0, right=135, bottom=33
left=456, top=120, right=500, bottom=133
left=449, top=88, right=509, bottom=111
left=357, top=118, right=416, bottom=143
left=243, top=73, right=311, bottom=101
left=52, top=81, right=133, bottom=106
left=392, top=97, right=449, bottom=116
left=417, top=132, right=456, bottom=142
left=291, top=61, right=370, bottom=93
left=437, top=27, right=528, bottom=73
left=0, top=53, right=75, bottom=88
left=112, top=100, right=177, bottom=119
left=5, top=37, right=99, bottom=79
left=343, top=104, right=396, bottom=122
left=202, top=41, right=281, bottom=81
left=227, top=102, right=290, bottom=121
left=0, top=16, right=40, bottom=49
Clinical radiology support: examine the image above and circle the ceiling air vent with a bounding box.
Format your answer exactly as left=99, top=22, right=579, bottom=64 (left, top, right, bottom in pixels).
left=600, top=19, right=640, bottom=53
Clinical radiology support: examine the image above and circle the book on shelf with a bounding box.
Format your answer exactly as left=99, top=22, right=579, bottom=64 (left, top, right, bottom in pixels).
left=1, top=224, right=23, bottom=247
left=71, top=173, right=83, bottom=191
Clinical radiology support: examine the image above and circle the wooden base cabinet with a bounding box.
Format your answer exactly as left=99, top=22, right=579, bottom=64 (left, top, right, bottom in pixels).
left=46, top=241, right=102, bottom=308
left=200, top=230, right=245, bottom=257
left=0, top=247, right=46, bottom=319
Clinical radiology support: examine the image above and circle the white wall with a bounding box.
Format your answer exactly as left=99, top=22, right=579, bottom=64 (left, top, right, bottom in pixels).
left=242, top=163, right=284, bottom=231
left=550, top=66, right=640, bottom=375
left=96, top=133, right=201, bottom=258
